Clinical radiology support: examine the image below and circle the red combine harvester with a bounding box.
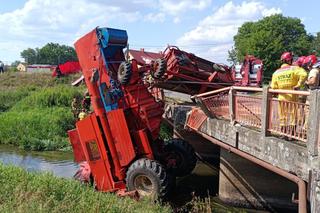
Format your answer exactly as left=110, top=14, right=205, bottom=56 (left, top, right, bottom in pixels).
left=232, top=55, right=263, bottom=87
left=52, top=61, right=81, bottom=77
left=68, top=27, right=197, bottom=198
left=129, top=46, right=263, bottom=95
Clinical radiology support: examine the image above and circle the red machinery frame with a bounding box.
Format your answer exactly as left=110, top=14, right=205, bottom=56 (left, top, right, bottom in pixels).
left=129, top=46, right=263, bottom=95
left=68, top=28, right=164, bottom=192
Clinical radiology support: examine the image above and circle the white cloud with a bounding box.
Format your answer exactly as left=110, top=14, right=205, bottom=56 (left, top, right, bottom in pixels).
left=144, top=12, right=166, bottom=23
left=159, top=0, right=211, bottom=16
left=0, top=0, right=282, bottom=63
left=177, top=1, right=282, bottom=63
left=0, top=0, right=212, bottom=62
left=0, top=0, right=143, bottom=62
left=262, top=7, right=282, bottom=17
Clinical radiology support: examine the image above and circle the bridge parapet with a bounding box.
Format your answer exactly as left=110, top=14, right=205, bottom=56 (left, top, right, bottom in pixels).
left=164, top=87, right=320, bottom=212
left=185, top=86, right=320, bottom=179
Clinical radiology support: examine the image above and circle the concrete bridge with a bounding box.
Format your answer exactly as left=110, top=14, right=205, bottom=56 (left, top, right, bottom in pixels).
left=164, top=86, right=320, bottom=213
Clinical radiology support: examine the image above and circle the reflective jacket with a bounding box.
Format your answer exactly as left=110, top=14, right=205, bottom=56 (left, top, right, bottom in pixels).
left=271, top=64, right=307, bottom=101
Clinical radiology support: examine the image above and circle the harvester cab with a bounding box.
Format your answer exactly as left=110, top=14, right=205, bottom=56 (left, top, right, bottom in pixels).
left=68, top=27, right=197, bottom=198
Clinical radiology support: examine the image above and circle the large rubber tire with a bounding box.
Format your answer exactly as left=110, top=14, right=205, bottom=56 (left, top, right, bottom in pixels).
left=163, top=138, right=197, bottom=177
left=126, top=158, right=169, bottom=199
left=118, top=62, right=132, bottom=85
left=151, top=58, right=166, bottom=79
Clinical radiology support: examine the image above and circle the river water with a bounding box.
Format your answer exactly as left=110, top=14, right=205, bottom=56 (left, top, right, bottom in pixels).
left=0, top=144, right=78, bottom=178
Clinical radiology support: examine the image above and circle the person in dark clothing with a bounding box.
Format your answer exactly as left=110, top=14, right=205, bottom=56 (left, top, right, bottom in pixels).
left=0, top=61, right=4, bottom=74
left=82, top=90, right=91, bottom=112
left=55, top=65, right=62, bottom=78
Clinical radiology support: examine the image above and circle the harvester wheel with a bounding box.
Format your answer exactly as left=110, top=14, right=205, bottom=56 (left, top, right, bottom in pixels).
left=163, top=138, right=197, bottom=177
left=118, top=61, right=132, bottom=85
left=151, top=58, right=166, bottom=79
left=126, top=158, right=169, bottom=199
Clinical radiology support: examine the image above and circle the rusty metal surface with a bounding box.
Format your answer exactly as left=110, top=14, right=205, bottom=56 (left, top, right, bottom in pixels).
left=234, top=93, right=262, bottom=128
left=201, top=91, right=229, bottom=119
left=186, top=108, right=207, bottom=130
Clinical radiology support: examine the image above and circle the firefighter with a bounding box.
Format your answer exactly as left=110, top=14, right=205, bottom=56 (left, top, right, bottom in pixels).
left=279, top=52, right=293, bottom=67
left=303, top=55, right=319, bottom=89
left=71, top=97, right=80, bottom=119
left=271, top=52, right=307, bottom=137
left=78, top=109, right=87, bottom=120
left=293, top=56, right=306, bottom=67
left=82, top=90, right=91, bottom=112
left=302, top=55, right=319, bottom=132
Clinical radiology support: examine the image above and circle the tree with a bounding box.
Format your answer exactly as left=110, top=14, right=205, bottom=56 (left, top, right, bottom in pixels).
left=310, top=32, right=320, bottom=55
left=38, top=43, right=78, bottom=65
left=233, top=14, right=312, bottom=80
left=20, top=48, right=38, bottom=64
left=227, top=47, right=238, bottom=64
left=11, top=60, right=21, bottom=67
left=20, top=43, right=78, bottom=65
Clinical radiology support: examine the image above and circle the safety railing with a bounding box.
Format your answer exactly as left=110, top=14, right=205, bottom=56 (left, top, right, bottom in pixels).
left=201, top=90, right=229, bottom=119
left=267, top=90, right=309, bottom=142
left=268, top=98, right=308, bottom=141
left=235, top=93, right=262, bottom=128
left=192, top=86, right=313, bottom=143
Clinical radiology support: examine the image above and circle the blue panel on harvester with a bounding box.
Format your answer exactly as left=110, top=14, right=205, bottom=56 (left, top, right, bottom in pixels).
left=99, top=28, right=128, bottom=49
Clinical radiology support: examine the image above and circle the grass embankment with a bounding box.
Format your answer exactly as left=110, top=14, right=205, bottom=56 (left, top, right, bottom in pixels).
left=0, top=72, right=83, bottom=151
left=0, top=72, right=173, bottom=151
left=0, top=163, right=170, bottom=213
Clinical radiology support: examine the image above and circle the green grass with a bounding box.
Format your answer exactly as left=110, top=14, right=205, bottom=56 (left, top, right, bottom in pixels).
left=0, top=108, right=74, bottom=150
left=11, top=85, right=82, bottom=110
left=0, top=87, right=33, bottom=112
left=0, top=72, right=173, bottom=151
left=159, top=121, right=173, bottom=141
left=0, top=163, right=171, bottom=213
left=0, top=72, right=83, bottom=151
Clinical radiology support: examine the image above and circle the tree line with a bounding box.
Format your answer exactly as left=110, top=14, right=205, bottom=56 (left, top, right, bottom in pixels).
left=229, top=14, right=319, bottom=80
left=20, top=43, right=78, bottom=65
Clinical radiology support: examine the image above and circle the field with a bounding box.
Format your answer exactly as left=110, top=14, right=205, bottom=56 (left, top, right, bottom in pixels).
left=0, top=72, right=83, bottom=150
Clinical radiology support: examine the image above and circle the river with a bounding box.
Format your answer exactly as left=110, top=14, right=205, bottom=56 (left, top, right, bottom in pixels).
left=0, top=144, right=78, bottom=178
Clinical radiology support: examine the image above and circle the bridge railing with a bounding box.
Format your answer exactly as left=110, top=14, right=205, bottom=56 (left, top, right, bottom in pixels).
left=192, top=86, right=311, bottom=143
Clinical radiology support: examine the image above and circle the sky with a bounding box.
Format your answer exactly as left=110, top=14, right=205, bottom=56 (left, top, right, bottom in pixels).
left=0, top=0, right=319, bottom=65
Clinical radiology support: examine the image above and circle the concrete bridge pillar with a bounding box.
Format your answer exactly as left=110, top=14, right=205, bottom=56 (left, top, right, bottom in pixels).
left=219, top=149, right=298, bottom=211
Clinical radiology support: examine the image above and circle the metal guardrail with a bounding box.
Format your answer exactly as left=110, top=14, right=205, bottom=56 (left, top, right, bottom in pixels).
left=268, top=98, right=308, bottom=142
left=235, top=94, right=262, bottom=128
left=191, top=86, right=311, bottom=143
left=201, top=91, right=229, bottom=118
